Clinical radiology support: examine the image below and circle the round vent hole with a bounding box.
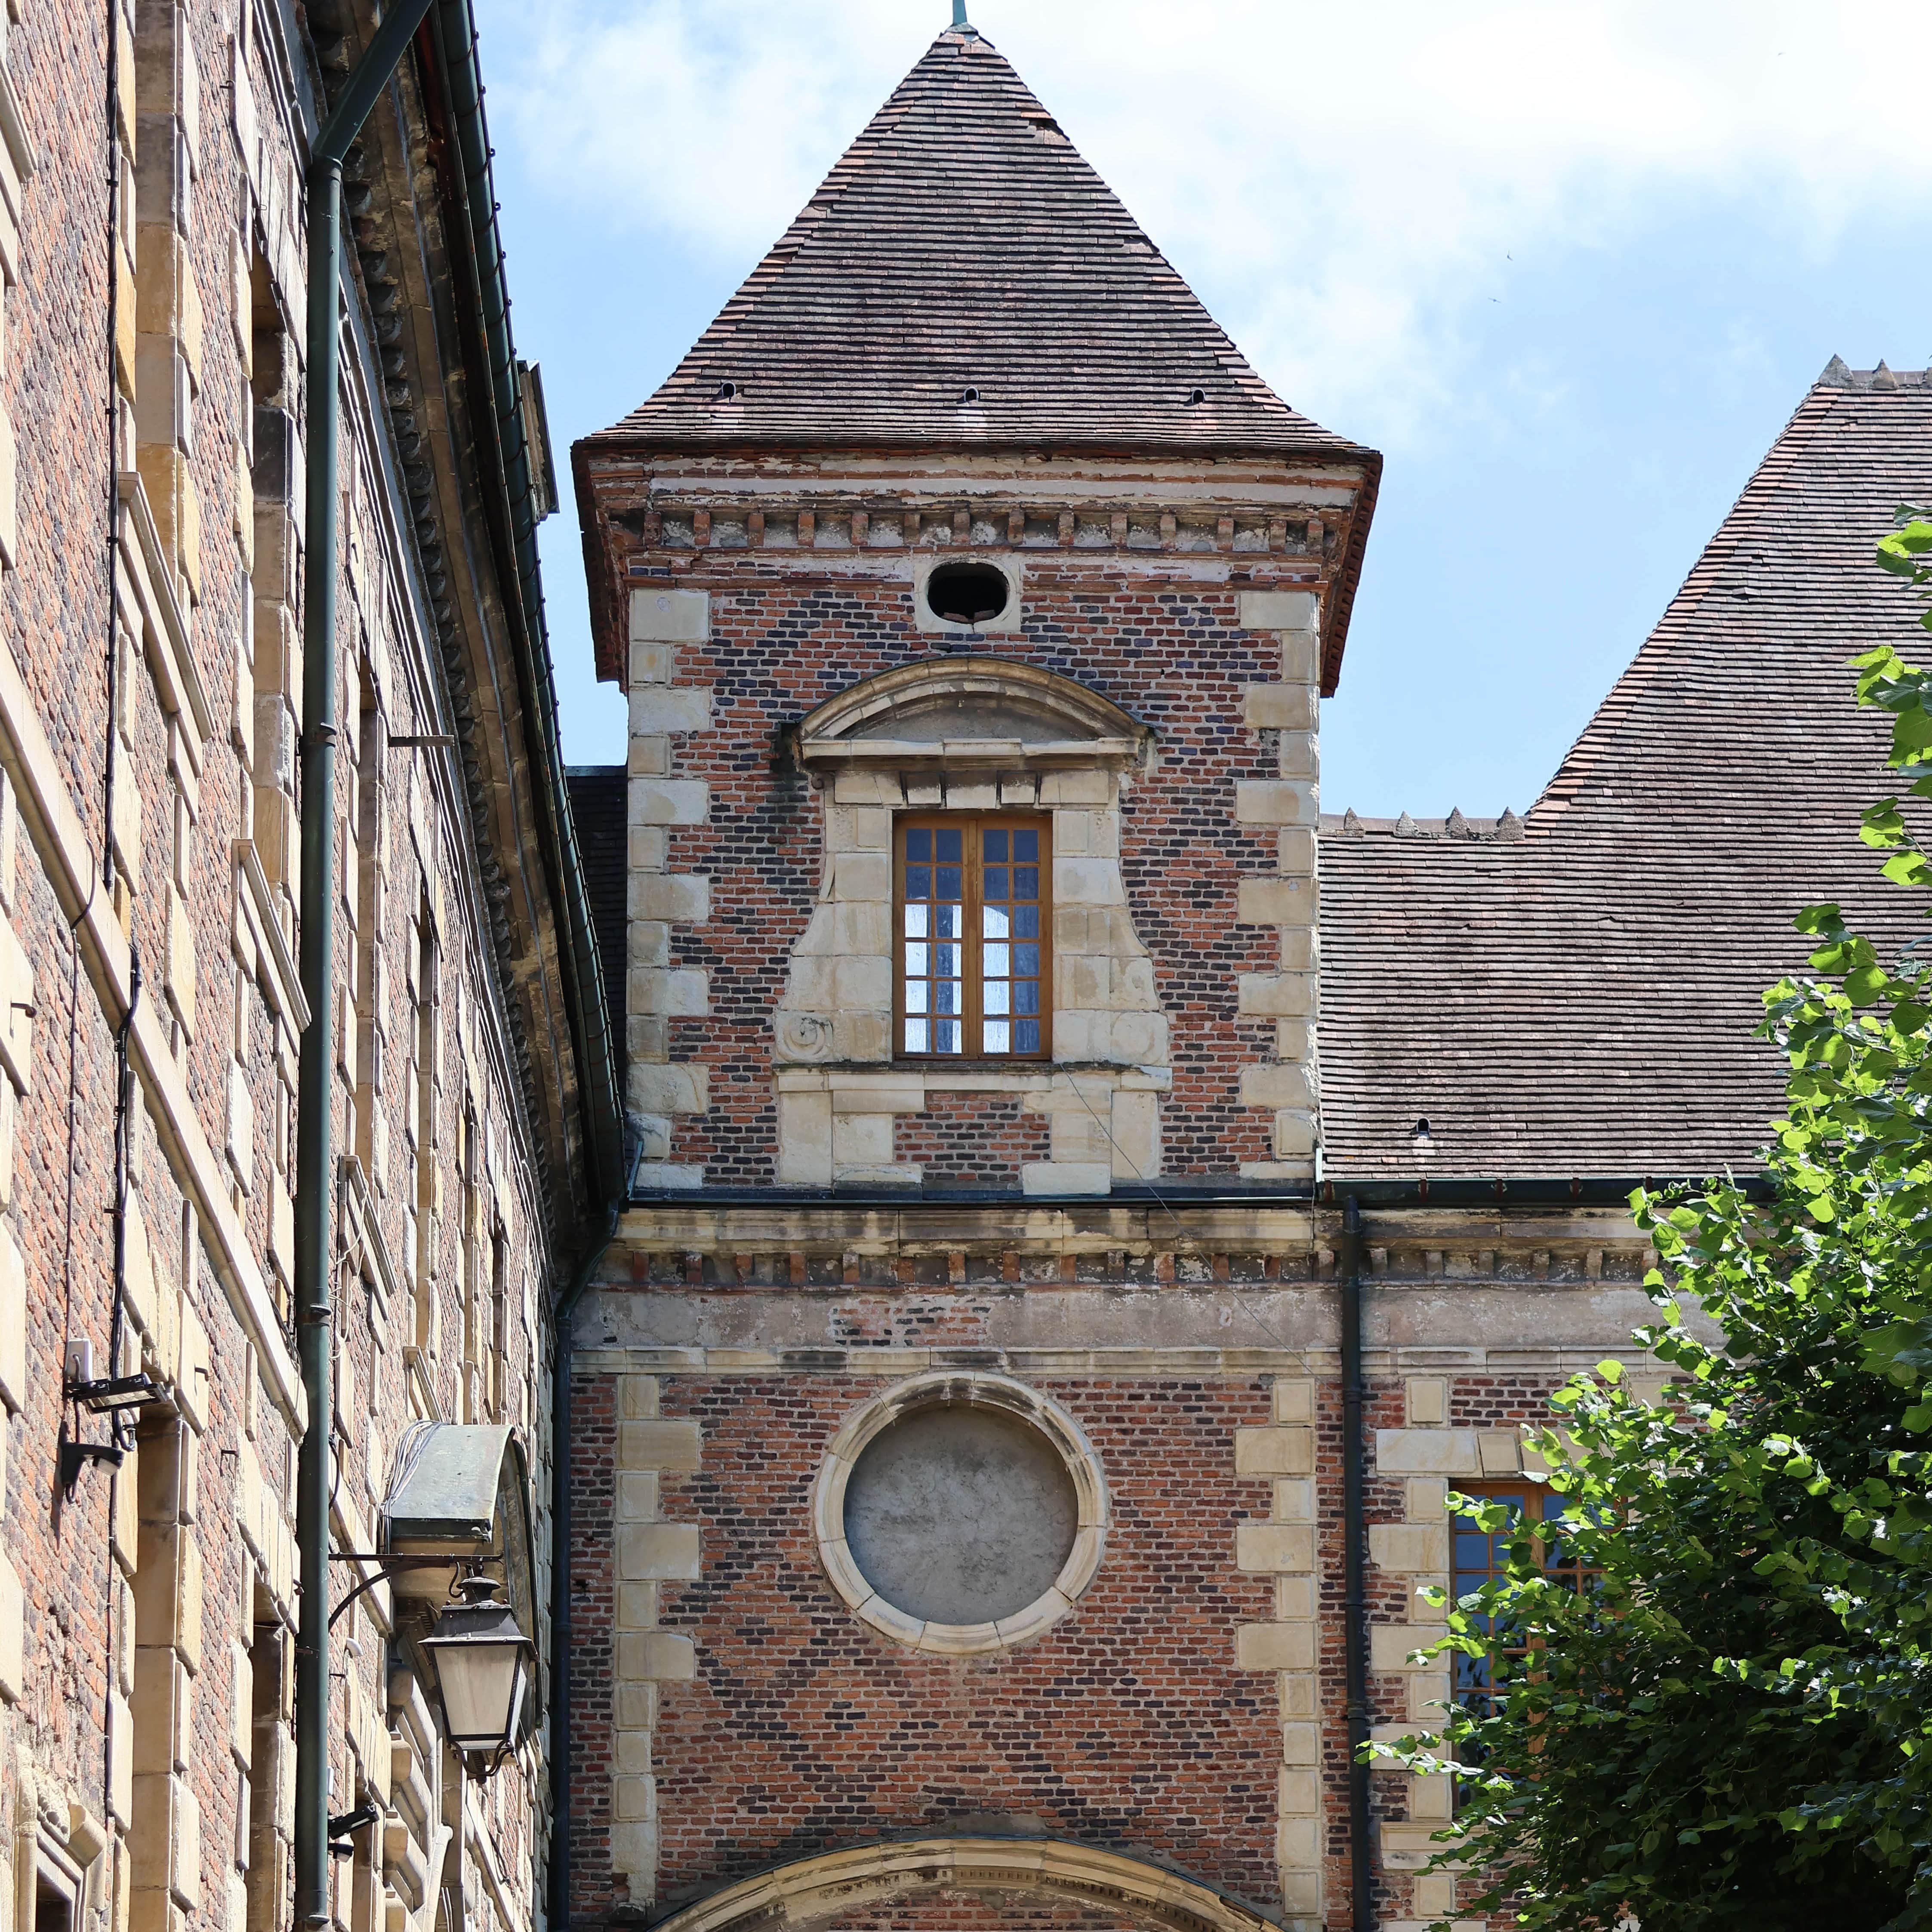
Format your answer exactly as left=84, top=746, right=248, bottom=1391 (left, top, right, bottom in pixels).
left=924, top=560, right=1011, bottom=628
left=961, top=385, right=980, bottom=405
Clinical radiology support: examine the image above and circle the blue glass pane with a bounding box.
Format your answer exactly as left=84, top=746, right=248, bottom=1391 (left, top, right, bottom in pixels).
left=937, top=827, right=962, bottom=861
left=906, top=829, right=932, bottom=861
left=1015, top=1018, right=1040, bottom=1052
left=934, top=1019, right=961, bottom=1053
left=934, top=980, right=958, bottom=1012
left=935, top=904, right=959, bottom=937
left=905, top=905, right=928, bottom=937
left=984, top=1019, right=1010, bottom=1053
left=1014, top=944, right=1039, bottom=976
left=937, top=866, right=962, bottom=900
left=983, top=829, right=1008, bottom=861
left=905, top=1018, right=928, bottom=1052
left=985, top=866, right=1008, bottom=900
left=1014, top=905, right=1039, bottom=939
left=905, top=943, right=928, bottom=975
left=1014, top=866, right=1038, bottom=898
left=983, top=906, right=1009, bottom=938
left=1014, top=981, right=1039, bottom=1014
left=1014, top=829, right=1038, bottom=860
left=906, top=982, right=928, bottom=1013
left=984, top=981, right=1010, bottom=1014
left=906, top=866, right=931, bottom=899
left=984, top=944, right=1010, bottom=977
left=934, top=946, right=958, bottom=977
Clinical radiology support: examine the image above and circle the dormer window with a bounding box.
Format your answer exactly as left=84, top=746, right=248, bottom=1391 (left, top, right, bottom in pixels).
left=898, top=817, right=1049, bottom=1058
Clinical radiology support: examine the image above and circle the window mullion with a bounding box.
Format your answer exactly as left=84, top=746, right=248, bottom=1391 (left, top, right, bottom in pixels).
left=965, top=816, right=983, bottom=1058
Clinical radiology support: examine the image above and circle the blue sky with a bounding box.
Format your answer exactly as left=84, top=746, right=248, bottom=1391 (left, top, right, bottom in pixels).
left=473, top=0, right=1932, bottom=818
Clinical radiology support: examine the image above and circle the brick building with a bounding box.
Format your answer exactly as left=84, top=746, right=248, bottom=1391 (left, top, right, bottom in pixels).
left=563, top=19, right=1926, bottom=1932
left=0, top=10, right=618, bottom=1932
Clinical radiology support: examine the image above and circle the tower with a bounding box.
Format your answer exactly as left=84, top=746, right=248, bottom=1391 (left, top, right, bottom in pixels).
left=568, top=21, right=1379, bottom=1932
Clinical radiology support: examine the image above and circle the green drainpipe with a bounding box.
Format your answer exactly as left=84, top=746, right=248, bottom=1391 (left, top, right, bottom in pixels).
left=293, top=5, right=437, bottom=1926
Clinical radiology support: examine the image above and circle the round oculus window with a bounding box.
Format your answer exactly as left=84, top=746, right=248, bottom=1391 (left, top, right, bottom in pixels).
left=924, top=559, right=1012, bottom=629
left=815, top=1373, right=1109, bottom=1653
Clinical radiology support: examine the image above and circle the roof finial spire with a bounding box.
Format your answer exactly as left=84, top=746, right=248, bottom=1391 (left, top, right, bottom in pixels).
left=951, top=0, right=977, bottom=34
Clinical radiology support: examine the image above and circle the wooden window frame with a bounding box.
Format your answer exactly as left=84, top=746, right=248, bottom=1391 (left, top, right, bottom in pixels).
left=894, top=812, right=1052, bottom=1062
left=1451, top=1480, right=1603, bottom=1722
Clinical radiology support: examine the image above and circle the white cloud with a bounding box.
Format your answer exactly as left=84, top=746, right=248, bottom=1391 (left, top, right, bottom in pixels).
left=478, top=0, right=1932, bottom=445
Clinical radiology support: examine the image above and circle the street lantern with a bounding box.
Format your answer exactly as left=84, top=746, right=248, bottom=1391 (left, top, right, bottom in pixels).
left=417, top=1572, right=535, bottom=1769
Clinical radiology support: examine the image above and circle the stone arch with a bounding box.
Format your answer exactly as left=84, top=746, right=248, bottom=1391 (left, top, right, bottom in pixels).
left=648, top=1839, right=1279, bottom=1932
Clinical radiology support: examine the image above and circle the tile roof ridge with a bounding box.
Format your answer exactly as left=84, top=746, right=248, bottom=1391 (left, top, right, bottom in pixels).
left=1525, top=379, right=1843, bottom=830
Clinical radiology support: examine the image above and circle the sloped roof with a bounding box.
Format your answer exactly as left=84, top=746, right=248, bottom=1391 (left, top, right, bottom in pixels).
left=586, top=28, right=1370, bottom=459
left=1320, top=365, right=1932, bottom=1179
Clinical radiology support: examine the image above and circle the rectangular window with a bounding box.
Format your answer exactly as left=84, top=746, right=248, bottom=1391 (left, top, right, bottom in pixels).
left=1450, top=1482, right=1602, bottom=1721
left=897, top=815, right=1050, bottom=1059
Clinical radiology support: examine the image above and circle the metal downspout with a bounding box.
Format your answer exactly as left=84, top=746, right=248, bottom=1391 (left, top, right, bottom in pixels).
left=292, top=6, right=438, bottom=1925
left=548, top=1207, right=620, bottom=1932
left=1342, top=1196, right=1374, bottom=1929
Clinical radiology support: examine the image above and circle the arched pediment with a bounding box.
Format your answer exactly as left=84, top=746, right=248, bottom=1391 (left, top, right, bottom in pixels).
left=648, top=1838, right=1277, bottom=1932
left=795, top=659, right=1153, bottom=777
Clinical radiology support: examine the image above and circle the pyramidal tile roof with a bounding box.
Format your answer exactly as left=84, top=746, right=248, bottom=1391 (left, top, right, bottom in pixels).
left=1318, top=364, right=1932, bottom=1179
left=589, top=28, right=1369, bottom=458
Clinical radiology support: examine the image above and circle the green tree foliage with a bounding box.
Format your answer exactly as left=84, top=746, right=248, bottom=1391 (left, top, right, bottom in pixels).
left=1377, top=517, right=1932, bottom=1929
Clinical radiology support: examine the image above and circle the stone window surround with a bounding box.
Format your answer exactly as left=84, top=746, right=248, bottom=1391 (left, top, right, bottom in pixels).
left=774, top=655, right=1170, bottom=1196
left=812, top=1370, right=1108, bottom=1656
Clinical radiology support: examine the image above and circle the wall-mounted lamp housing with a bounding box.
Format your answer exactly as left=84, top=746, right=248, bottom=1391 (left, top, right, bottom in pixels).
left=416, top=1573, right=536, bottom=1771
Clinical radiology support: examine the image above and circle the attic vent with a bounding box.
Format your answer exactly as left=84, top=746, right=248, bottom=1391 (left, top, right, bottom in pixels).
left=713, top=381, right=738, bottom=402
left=925, top=561, right=1011, bottom=629
left=1186, top=387, right=1207, bottom=406
left=1021, top=110, right=1068, bottom=144
left=961, top=386, right=980, bottom=405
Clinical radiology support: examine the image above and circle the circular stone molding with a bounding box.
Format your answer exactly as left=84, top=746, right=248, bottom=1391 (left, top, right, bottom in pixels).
left=813, top=1372, right=1109, bottom=1655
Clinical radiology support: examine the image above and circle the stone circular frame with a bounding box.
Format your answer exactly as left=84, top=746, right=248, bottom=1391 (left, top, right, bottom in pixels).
left=813, top=1372, right=1109, bottom=1655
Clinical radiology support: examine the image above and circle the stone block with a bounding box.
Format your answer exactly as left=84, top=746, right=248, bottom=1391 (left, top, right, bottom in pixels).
left=1376, top=1429, right=1481, bottom=1476
left=619, top=1376, right=661, bottom=1419
left=1053, top=856, right=1122, bottom=906
left=1479, top=1429, right=1524, bottom=1474
left=831, top=1111, right=895, bottom=1170
left=627, top=968, right=709, bottom=1018
left=1273, top=1109, right=1318, bottom=1158
left=1235, top=877, right=1311, bottom=927
left=1239, top=590, right=1320, bottom=632
left=1239, top=1063, right=1312, bottom=1109
left=1021, top=1161, right=1111, bottom=1197
left=1278, top=1768, right=1321, bottom=1817
left=1038, top=769, right=1109, bottom=806
left=1273, top=1478, right=1315, bottom=1520
left=0, top=1225, right=22, bottom=1414
left=1235, top=1426, right=1313, bottom=1476
left=831, top=1080, right=924, bottom=1115
left=1370, top=1622, right=1449, bottom=1673
left=617, top=1631, right=696, bottom=1682
left=1108, top=1090, right=1159, bottom=1180
left=629, top=826, right=668, bottom=872
left=831, top=850, right=891, bottom=901
left=1237, top=973, right=1315, bottom=1017
left=629, top=642, right=675, bottom=686
left=1107, top=1010, right=1168, bottom=1064
left=618, top=1419, right=702, bottom=1470
left=609, top=1820, right=657, bottom=1886
left=628, top=1063, right=708, bottom=1118
left=1243, top=683, right=1316, bottom=730
left=614, top=1729, right=654, bottom=1775
left=0, top=1549, right=19, bottom=1701
left=614, top=1774, right=656, bottom=1821
left=629, top=588, right=709, bottom=642
left=1369, top=1523, right=1449, bottom=1574
left=1281, top=632, right=1320, bottom=684
left=1273, top=1379, right=1314, bottom=1423
left=834, top=955, right=893, bottom=1008
left=1235, top=1623, right=1313, bottom=1671
left=1280, top=1720, right=1321, bottom=1766
left=1234, top=780, right=1317, bottom=826
left=1235, top=1522, right=1313, bottom=1572
left=777, top=1091, right=833, bottom=1187
left=1279, top=826, right=1318, bottom=877
left=617, top=1523, right=701, bottom=1582
left=1406, top=1377, right=1448, bottom=1426
left=629, top=872, right=711, bottom=924
left=627, top=778, right=709, bottom=826
left=616, top=1472, right=660, bottom=1521
left=629, top=686, right=712, bottom=736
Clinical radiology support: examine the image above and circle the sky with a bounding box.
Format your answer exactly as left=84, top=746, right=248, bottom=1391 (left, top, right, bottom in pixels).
left=472, top=0, right=1932, bottom=819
